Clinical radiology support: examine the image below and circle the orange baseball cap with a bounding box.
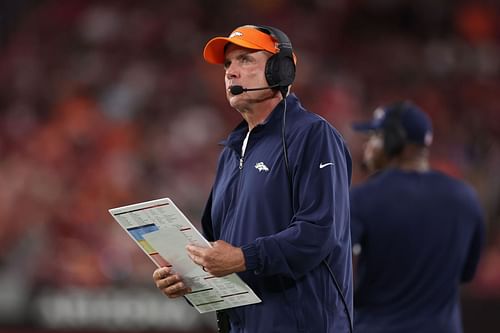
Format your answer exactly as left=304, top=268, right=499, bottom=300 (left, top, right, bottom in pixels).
left=204, top=25, right=295, bottom=64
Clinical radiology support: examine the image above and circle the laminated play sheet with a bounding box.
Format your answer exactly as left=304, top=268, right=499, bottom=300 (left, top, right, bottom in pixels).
left=109, top=197, right=261, bottom=313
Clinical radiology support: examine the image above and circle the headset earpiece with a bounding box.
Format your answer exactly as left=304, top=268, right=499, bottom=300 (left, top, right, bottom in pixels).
left=265, top=52, right=295, bottom=87
left=383, top=103, right=407, bottom=157
left=255, top=25, right=296, bottom=96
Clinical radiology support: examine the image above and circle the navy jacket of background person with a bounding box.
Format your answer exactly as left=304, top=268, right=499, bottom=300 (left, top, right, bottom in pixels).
left=202, top=93, right=353, bottom=332
left=350, top=102, right=485, bottom=333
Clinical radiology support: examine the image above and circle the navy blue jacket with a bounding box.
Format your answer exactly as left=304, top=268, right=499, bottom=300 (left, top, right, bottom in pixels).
left=350, top=169, right=485, bottom=333
left=202, top=94, right=353, bottom=332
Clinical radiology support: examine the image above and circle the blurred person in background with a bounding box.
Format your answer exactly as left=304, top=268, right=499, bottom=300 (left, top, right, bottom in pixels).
left=153, top=24, right=353, bottom=332
left=349, top=101, right=485, bottom=333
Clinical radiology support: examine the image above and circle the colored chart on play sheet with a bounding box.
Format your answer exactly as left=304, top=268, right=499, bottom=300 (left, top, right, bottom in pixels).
left=125, top=224, right=170, bottom=267
left=127, top=223, right=158, bottom=253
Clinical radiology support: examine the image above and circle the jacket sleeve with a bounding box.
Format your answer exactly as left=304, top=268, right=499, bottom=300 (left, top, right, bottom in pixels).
left=201, top=189, right=215, bottom=242
left=241, top=120, right=352, bottom=280
left=461, top=190, right=486, bottom=282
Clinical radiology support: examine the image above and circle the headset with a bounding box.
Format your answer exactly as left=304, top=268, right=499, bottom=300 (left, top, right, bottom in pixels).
left=254, top=25, right=296, bottom=98
left=382, top=102, right=408, bottom=157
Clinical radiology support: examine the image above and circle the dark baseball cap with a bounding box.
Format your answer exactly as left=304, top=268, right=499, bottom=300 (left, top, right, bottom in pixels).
left=353, top=101, right=433, bottom=146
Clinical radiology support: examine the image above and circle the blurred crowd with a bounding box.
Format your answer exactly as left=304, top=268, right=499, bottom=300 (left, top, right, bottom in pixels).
left=0, top=0, right=499, bottom=327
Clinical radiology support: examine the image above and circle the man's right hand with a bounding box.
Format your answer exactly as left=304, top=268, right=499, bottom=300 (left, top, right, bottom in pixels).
left=153, top=267, right=192, bottom=298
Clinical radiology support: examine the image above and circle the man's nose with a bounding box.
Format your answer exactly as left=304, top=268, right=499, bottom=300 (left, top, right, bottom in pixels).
left=225, top=64, right=239, bottom=80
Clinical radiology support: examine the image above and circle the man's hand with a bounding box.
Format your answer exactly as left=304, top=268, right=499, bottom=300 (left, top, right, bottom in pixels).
left=186, top=240, right=246, bottom=277
left=153, top=267, right=191, bottom=298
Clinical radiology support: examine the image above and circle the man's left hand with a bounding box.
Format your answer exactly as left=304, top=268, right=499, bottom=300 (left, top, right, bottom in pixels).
left=186, top=240, right=246, bottom=277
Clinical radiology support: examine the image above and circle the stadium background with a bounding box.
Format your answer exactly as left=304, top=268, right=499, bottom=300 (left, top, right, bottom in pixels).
left=0, top=0, right=499, bottom=332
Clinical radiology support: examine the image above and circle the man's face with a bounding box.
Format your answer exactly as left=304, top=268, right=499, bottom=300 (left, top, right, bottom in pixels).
left=362, top=132, right=388, bottom=173
left=223, top=44, right=274, bottom=110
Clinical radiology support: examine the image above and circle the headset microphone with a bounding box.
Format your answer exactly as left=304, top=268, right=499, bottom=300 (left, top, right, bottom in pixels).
left=229, top=84, right=279, bottom=95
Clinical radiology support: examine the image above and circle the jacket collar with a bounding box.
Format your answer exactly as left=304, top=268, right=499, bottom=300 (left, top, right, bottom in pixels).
left=220, top=93, right=300, bottom=153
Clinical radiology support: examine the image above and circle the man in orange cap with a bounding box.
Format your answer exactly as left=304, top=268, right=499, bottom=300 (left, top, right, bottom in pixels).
left=153, top=25, right=353, bottom=332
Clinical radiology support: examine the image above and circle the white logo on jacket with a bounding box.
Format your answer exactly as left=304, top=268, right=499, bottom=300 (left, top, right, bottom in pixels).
left=319, top=162, right=334, bottom=169
left=254, top=162, right=269, bottom=172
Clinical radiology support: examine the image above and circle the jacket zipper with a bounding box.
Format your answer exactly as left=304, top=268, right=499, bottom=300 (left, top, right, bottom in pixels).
left=225, top=145, right=247, bottom=241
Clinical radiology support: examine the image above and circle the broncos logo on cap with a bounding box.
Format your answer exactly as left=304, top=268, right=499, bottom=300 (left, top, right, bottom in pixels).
left=229, top=31, right=243, bottom=38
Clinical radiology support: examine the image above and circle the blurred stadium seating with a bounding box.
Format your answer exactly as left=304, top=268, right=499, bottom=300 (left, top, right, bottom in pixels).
left=0, top=0, right=499, bottom=332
